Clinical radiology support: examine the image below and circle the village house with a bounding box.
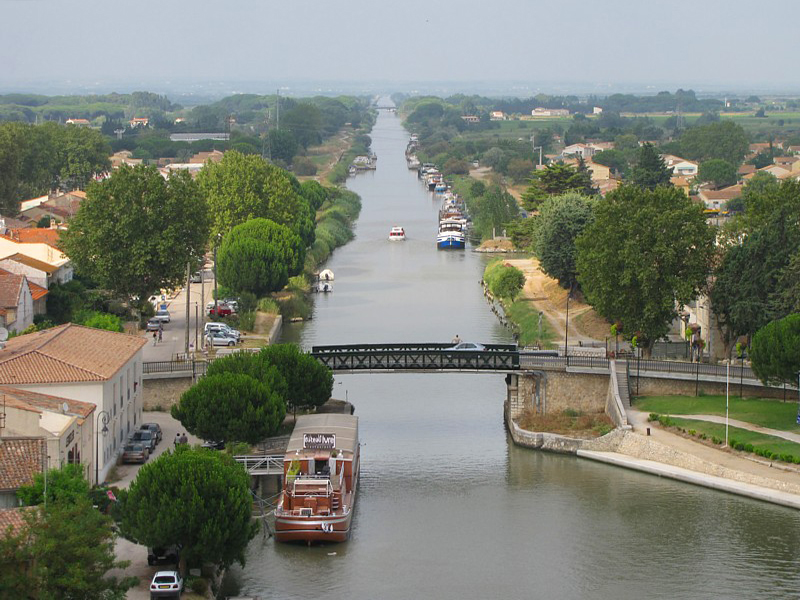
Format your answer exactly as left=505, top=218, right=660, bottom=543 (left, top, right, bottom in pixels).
left=189, top=149, right=225, bottom=164
left=661, top=155, right=699, bottom=178
left=671, top=176, right=691, bottom=196
left=787, top=145, right=800, bottom=155
left=490, top=111, right=506, bottom=121
left=531, top=107, right=569, bottom=117
left=563, top=157, right=611, bottom=183
left=0, top=437, right=47, bottom=508
left=562, top=143, right=597, bottom=159
left=0, top=324, right=146, bottom=484
left=129, top=117, right=149, bottom=128
left=0, top=233, right=72, bottom=285
left=18, top=191, right=85, bottom=224
left=109, top=150, right=143, bottom=169
left=737, top=164, right=757, bottom=178
left=460, top=115, right=480, bottom=123
left=0, top=272, right=35, bottom=333
left=0, top=387, right=95, bottom=483
left=65, top=118, right=90, bottom=127
left=697, top=185, right=742, bottom=212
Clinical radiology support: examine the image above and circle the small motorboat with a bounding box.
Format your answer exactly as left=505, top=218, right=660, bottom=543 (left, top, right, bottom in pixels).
left=388, top=226, right=406, bottom=241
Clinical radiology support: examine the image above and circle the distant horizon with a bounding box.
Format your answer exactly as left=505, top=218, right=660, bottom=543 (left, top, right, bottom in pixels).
left=2, top=79, right=800, bottom=104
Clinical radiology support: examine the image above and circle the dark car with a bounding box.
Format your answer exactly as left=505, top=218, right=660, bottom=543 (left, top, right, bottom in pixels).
left=147, top=545, right=181, bottom=566
left=131, top=430, right=156, bottom=453
left=201, top=440, right=225, bottom=450
left=140, top=423, right=163, bottom=445
left=121, top=442, right=149, bottom=464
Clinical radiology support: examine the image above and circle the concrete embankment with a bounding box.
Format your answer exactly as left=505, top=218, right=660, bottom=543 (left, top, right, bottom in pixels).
left=506, top=407, right=800, bottom=509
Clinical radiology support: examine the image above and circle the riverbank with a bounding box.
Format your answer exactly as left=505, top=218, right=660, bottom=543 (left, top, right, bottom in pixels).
left=507, top=404, right=800, bottom=510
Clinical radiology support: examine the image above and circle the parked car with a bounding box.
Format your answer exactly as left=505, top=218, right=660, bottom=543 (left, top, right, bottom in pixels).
left=140, top=423, right=163, bottom=445
left=222, top=298, right=239, bottom=311
left=146, top=318, right=162, bottom=332
left=149, top=571, right=183, bottom=598
left=131, top=429, right=157, bottom=453
left=147, top=545, right=180, bottom=566
left=152, top=309, right=171, bottom=323
left=204, top=322, right=241, bottom=340
left=445, top=341, right=486, bottom=351
left=208, top=304, right=233, bottom=317
left=121, top=442, right=149, bottom=464
left=190, top=271, right=202, bottom=283
left=201, top=440, right=225, bottom=450
left=207, top=330, right=238, bottom=347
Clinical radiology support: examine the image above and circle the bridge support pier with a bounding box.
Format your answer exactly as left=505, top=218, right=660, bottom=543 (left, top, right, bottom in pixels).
left=506, top=372, right=545, bottom=420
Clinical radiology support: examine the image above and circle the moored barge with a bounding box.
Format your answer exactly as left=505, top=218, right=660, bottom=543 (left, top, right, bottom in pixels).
left=274, top=414, right=360, bottom=543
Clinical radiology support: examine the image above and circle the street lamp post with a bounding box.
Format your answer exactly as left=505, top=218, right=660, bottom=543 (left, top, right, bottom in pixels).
left=95, top=410, right=110, bottom=485
left=564, top=289, right=571, bottom=366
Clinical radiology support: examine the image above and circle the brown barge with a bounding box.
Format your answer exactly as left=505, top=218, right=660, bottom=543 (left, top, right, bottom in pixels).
left=274, top=414, right=360, bottom=543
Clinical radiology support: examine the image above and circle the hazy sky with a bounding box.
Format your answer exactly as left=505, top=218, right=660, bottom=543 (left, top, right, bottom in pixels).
left=2, top=0, right=800, bottom=94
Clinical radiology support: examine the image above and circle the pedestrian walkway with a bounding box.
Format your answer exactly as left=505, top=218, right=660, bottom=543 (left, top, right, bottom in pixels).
left=667, top=413, right=800, bottom=444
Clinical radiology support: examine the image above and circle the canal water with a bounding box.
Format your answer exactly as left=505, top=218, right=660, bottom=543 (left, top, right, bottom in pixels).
left=225, top=108, right=800, bottom=599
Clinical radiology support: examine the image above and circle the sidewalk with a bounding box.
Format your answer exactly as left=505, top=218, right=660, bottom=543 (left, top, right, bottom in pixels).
left=667, top=413, right=800, bottom=444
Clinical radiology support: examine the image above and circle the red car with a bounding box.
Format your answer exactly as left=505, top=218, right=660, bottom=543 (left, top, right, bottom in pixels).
left=208, top=303, right=233, bottom=317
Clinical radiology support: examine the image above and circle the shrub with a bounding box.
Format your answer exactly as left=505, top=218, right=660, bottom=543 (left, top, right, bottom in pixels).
left=712, top=436, right=721, bottom=444
left=190, top=578, right=208, bottom=595
left=257, top=297, right=280, bottom=314
left=729, top=438, right=738, bottom=448
left=744, top=443, right=754, bottom=453
left=734, top=442, right=745, bottom=451
left=793, top=456, right=800, bottom=464
left=293, top=156, right=318, bottom=176
left=648, top=413, right=659, bottom=422
left=754, top=447, right=764, bottom=456
left=238, top=310, right=256, bottom=332
left=687, top=429, right=696, bottom=436
left=563, top=408, right=580, bottom=418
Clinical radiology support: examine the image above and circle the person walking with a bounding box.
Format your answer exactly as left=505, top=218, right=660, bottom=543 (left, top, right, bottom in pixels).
left=179, top=433, right=188, bottom=445
left=452, top=334, right=462, bottom=344
left=174, top=433, right=181, bottom=447
left=158, top=327, right=163, bottom=343
left=152, top=331, right=157, bottom=346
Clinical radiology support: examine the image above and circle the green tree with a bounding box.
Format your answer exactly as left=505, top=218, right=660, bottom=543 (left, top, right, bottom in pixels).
left=267, top=129, right=298, bottom=164
left=750, top=314, right=800, bottom=386
left=217, top=218, right=305, bottom=296
left=16, top=463, right=90, bottom=506
left=471, top=185, right=519, bottom=240
left=506, top=217, right=538, bottom=251
left=493, top=265, right=525, bottom=300
left=576, top=184, right=715, bottom=354
left=534, top=193, right=595, bottom=290
left=521, top=162, right=595, bottom=210
left=282, top=103, right=323, bottom=149
left=697, top=159, right=737, bottom=189
left=629, top=143, right=672, bottom=190
left=299, top=179, right=329, bottom=212
left=172, top=372, right=286, bottom=444
left=0, top=499, right=137, bottom=599
left=197, top=150, right=314, bottom=245
left=60, top=165, right=209, bottom=311
left=259, top=344, right=333, bottom=411
left=507, top=158, right=536, bottom=184
left=680, top=120, right=749, bottom=165
left=73, top=309, right=124, bottom=332
left=120, top=448, right=257, bottom=570
left=711, top=206, right=800, bottom=350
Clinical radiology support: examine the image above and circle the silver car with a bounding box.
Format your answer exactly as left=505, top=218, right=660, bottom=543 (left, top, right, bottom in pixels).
left=208, top=331, right=238, bottom=347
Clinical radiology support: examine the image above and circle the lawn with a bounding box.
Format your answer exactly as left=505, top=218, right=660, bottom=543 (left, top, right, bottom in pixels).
left=506, top=299, right=557, bottom=348
left=666, top=417, right=800, bottom=459
left=635, top=395, right=800, bottom=432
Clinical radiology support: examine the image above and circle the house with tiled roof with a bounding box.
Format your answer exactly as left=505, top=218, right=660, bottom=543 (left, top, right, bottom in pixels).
left=0, top=256, right=57, bottom=293
left=697, top=185, right=742, bottom=212
left=189, top=149, right=225, bottom=164
left=0, top=235, right=72, bottom=285
left=0, top=506, right=31, bottom=537
left=0, top=324, right=147, bottom=483
left=0, top=272, right=34, bottom=333
left=0, top=437, right=46, bottom=508
left=65, top=118, right=90, bottom=126
left=0, top=387, right=95, bottom=483
left=129, top=117, right=149, bottom=128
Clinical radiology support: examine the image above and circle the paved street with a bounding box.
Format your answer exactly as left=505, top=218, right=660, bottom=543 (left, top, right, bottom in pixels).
left=142, top=267, right=215, bottom=362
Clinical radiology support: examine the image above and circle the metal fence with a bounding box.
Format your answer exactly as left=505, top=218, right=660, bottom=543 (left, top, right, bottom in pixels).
left=143, top=359, right=208, bottom=376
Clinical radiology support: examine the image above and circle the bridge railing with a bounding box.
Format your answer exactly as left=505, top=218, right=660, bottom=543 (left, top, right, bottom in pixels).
left=142, top=359, right=208, bottom=375
left=311, top=343, right=520, bottom=371
left=632, top=358, right=756, bottom=381
left=233, top=455, right=284, bottom=474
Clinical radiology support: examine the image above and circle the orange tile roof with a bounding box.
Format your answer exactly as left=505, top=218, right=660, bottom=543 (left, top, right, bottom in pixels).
left=0, top=386, right=95, bottom=418
left=0, top=507, right=31, bottom=537
left=0, top=437, right=45, bottom=491
left=0, top=273, right=24, bottom=309
left=28, top=281, right=48, bottom=301
left=0, top=323, right=146, bottom=385
left=5, top=228, right=62, bottom=247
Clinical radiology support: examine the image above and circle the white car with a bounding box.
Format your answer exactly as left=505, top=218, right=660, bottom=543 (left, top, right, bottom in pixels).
left=152, top=309, right=171, bottom=323
left=207, top=330, right=238, bottom=347
left=445, top=342, right=486, bottom=351
left=149, top=570, right=183, bottom=598
left=204, top=322, right=240, bottom=340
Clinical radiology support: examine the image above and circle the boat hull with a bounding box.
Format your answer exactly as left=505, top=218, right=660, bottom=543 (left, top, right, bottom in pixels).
left=274, top=513, right=353, bottom=543
left=437, top=237, right=466, bottom=249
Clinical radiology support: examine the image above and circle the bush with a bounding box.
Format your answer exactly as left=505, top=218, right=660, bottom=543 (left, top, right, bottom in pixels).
left=257, top=297, right=280, bottom=314
left=712, top=436, right=721, bottom=444
left=293, top=156, right=318, bottom=176
left=687, top=429, right=696, bottom=436
left=744, top=443, right=754, bottom=453
left=734, top=442, right=745, bottom=451
left=189, top=578, right=208, bottom=595
left=648, top=413, right=659, bottom=422
left=563, top=408, right=580, bottom=418
left=238, top=311, right=256, bottom=332
left=729, top=438, right=738, bottom=448
left=278, top=295, right=311, bottom=320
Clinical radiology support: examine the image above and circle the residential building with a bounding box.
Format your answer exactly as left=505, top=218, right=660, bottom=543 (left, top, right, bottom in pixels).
left=65, top=118, right=90, bottom=127
left=0, top=268, right=46, bottom=316
left=532, top=108, right=569, bottom=117
left=0, top=235, right=72, bottom=284
left=169, top=133, right=229, bottom=142
left=0, top=254, right=61, bottom=290
left=0, top=437, right=46, bottom=508
left=563, top=157, right=611, bottom=182
left=787, top=145, right=800, bottom=155
left=0, top=507, right=29, bottom=535
left=662, top=155, right=698, bottom=177
left=18, top=191, right=85, bottom=224
left=109, top=150, right=144, bottom=169
left=0, top=272, right=34, bottom=333
left=0, top=387, right=95, bottom=481
left=0, top=324, right=147, bottom=484
left=774, top=156, right=798, bottom=169
left=671, top=176, right=691, bottom=196
left=562, top=143, right=597, bottom=159
left=490, top=111, right=506, bottom=121
left=460, top=115, right=479, bottom=123
left=592, top=107, right=603, bottom=115
left=697, top=185, right=742, bottom=211
left=759, top=164, right=792, bottom=179
left=737, top=164, right=756, bottom=178
left=129, top=117, right=149, bottom=128
left=188, top=149, right=225, bottom=164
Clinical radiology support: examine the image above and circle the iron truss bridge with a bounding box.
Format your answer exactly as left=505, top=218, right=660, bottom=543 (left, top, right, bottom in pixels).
left=310, top=343, right=520, bottom=372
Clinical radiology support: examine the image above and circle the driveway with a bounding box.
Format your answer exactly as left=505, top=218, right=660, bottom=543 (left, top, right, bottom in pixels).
left=109, top=411, right=201, bottom=598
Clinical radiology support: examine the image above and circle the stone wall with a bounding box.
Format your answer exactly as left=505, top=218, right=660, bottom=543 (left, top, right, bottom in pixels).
left=632, top=374, right=787, bottom=400
left=142, top=377, right=193, bottom=410
left=512, top=370, right=608, bottom=418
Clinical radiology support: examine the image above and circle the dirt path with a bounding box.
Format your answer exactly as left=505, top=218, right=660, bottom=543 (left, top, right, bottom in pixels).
left=503, top=257, right=610, bottom=345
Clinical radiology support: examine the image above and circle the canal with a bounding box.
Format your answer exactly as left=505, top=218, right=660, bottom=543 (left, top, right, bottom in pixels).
left=225, top=108, right=800, bottom=599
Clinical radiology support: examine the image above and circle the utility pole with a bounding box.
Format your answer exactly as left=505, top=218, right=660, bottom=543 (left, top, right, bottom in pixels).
left=185, top=262, right=191, bottom=357
left=276, top=89, right=280, bottom=130
left=530, top=135, right=542, bottom=166
left=200, top=262, right=205, bottom=349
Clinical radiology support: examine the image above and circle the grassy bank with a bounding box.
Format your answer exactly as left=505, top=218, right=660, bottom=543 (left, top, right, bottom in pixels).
left=649, top=414, right=800, bottom=464
left=517, top=408, right=613, bottom=438
left=635, top=395, right=800, bottom=432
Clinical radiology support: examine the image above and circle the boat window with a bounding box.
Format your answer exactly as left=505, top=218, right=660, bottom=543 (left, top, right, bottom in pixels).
left=315, top=459, right=330, bottom=475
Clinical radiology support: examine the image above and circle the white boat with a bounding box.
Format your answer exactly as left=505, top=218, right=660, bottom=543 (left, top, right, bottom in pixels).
left=388, top=226, right=406, bottom=241
left=437, top=218, right=465, bottom=250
